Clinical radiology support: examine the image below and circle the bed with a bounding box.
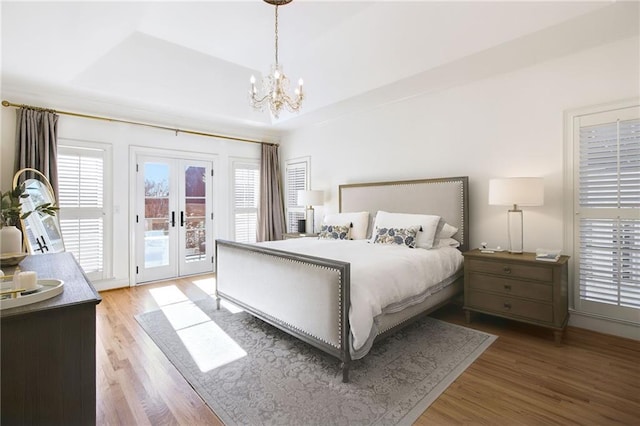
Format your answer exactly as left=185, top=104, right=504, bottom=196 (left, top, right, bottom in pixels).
left=215, top=176, right=469, bottom=382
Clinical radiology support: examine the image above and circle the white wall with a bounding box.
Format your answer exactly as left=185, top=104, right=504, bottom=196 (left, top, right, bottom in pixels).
left=279, top=36, right=640, bottom=255
left=0, top=107, right=261, bottom=291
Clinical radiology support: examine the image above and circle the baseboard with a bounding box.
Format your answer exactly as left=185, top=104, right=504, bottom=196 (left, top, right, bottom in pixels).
left=93, top=278, right=130, bottom=292
left=569, top=310, right=640, bottom=341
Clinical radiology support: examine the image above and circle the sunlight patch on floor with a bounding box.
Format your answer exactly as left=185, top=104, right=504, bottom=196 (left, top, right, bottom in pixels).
left=178, top=321, right=247, bottom=373
left=149, top=285, right=189, bottom=306
left=220, top=299, right=243, bottom=314
left=160, top=301, right=211, bottom=330
left=149, top=284, right=247, bottom=372
left=192, top=277, right=215, bottom=296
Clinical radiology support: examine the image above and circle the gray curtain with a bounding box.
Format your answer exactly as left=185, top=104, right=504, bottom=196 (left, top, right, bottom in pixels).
left=257, top=143, right=286, bottom=242
left=14, top=107, right=59, bottom=198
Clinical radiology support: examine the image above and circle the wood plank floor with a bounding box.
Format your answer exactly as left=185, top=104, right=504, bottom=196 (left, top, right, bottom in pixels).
left=96, top=274, right=640, bottom=425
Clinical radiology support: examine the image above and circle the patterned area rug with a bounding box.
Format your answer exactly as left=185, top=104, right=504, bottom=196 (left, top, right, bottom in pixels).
left=136, top=297, right=496, bottom=425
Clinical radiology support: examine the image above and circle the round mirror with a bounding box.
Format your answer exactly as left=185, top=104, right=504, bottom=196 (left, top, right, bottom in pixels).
left=12, top=168, right=65, bottom=254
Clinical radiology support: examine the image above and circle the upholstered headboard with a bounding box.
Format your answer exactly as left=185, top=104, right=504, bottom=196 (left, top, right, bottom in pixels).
left=339, top=176, right=469, bottom=252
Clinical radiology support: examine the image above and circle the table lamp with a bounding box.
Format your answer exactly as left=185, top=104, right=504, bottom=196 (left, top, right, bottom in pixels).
left=489, top=177, right=544, bottom=254
left=297, top=190, right=324, bottom=234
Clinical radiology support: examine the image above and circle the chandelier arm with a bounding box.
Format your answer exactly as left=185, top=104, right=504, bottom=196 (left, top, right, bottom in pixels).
left=251, top=93, right=272, bottom=105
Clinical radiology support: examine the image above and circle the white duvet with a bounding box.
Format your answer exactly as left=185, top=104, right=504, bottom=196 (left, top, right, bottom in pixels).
left=258, top=238, right=464, bottom=355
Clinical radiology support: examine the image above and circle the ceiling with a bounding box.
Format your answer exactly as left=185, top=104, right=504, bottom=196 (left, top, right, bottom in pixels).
left=1, top=1, right=637, bottom=138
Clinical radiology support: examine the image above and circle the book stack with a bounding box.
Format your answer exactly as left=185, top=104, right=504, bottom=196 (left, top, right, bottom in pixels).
left=535, top=248, right=561, bottom=262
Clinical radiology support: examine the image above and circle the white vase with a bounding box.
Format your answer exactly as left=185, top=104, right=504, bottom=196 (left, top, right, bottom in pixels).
left=0, top=226, right=23, bottom=254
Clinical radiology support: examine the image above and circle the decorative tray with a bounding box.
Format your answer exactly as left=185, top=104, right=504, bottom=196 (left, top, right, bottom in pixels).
left=0, top=252, right=27, bottom=266
left=0, top=279, right=64, bottom=310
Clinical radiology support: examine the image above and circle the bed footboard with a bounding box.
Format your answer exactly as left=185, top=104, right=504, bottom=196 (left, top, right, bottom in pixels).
left=215, top=240, right=352, bottom=382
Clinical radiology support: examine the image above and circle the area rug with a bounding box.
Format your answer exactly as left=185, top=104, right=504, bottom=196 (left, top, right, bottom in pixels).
left=135, top=297, right=496, bottom=425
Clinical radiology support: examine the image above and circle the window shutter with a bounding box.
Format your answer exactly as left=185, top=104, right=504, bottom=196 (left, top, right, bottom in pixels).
left=579, top=119, right=640, bottom=208
left=233, top=162, right=259, bottom=243
left=285, top=159, right=309, bottom=233
left=576, top=114, right=640, bottom=320
left=579, top=218, right=640, bottom=309
left=58, top=146, right=106, bottom=279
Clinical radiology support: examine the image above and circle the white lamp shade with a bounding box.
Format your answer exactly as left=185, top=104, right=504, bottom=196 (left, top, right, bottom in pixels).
left=489, top=177, right=544, bottom=207
left=297, top=190, right=324, bottom=206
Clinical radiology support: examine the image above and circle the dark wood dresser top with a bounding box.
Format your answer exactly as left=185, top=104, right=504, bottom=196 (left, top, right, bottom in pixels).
left=1, top=252, right=101, bottom=318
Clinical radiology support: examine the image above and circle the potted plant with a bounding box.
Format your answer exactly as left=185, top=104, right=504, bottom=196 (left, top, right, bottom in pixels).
left=1, top=183, right=58, bottom=254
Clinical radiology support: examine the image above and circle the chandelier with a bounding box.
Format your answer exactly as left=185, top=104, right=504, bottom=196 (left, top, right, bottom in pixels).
left=249, top=0, right=303, bottom=119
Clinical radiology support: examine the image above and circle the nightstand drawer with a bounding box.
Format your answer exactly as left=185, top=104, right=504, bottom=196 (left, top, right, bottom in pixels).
left=468, top=272, right=553, bottom=302
left=467, top=259, right=552, bottom=282
left=467, top=291, right=554, bottom=323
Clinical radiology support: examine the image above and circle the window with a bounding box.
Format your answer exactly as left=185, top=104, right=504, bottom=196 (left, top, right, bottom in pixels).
left=232, top=161, right=259, bottom=243
left=57, top=142, right=110, bottom=281
left=285, top=157, right=309, bottom=233
left=571, top=103, right=640, bottom=324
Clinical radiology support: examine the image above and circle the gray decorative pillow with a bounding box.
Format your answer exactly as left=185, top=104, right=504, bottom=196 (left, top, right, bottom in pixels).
left=318, top=224, right=351, bottom=240
left=373, top=226, right=420, bottom=248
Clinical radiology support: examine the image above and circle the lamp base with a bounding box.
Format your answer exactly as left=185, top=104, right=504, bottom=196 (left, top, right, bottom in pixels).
left=306, top=206, right=315, bottom=234
left=507, top=209, right=523, bottom=254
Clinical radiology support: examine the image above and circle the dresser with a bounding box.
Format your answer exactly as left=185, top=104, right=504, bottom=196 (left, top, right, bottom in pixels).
left=463, top=249, right=569, bottom=344
left=1, top=252, right=102, bottom=425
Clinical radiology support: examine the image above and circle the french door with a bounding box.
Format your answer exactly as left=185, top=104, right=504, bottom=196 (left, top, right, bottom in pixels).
left=135, top=155, right=213, bottom=283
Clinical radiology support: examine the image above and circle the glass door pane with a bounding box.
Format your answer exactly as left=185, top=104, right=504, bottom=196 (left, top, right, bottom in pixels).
left=184, top=165, right=206, bottom=263
left=144, top=162, right=171, bottom=268
left=136, top=157, right=178, bottom=284
left=179, top=160, right=213, bottom=276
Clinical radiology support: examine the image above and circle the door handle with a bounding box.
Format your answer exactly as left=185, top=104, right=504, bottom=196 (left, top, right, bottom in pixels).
left=171, top=211, right=176, bottom=227
left=40, top=236, right=49, bottom=252
left=180, top=211, right=185, bottom=227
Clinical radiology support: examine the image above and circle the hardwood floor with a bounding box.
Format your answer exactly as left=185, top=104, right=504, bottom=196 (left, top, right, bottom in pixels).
left=96, top=274, right=640, bottom=425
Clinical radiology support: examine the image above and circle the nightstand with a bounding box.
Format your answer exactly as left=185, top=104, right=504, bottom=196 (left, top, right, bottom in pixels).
left=282, top=232, right=318, bottom=240
left=462, top=249, right=569, bottom=345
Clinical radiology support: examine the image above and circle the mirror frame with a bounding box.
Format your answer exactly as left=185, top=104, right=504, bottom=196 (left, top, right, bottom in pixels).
left=12, top=168, right=65, bottom=254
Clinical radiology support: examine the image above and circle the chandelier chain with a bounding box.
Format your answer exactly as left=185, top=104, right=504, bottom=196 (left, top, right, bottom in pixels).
left=274, top=5, right=279, bottom=65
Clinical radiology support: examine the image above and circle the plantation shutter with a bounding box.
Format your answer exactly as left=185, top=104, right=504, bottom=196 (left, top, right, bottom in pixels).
left=233, top=162, right=259, bottom=243
left=285, top=158, right=308, bottom=233
left=575, top=109, right=640, bottom=322
left=57, top=145, right=106, bottom=280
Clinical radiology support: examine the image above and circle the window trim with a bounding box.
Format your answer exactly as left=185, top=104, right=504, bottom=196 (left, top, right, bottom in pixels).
left=230, top=158, right=260, bottom=243
left=57, top=138, right=113, bottom=281
left=284, top=156, right=310, bottom=233
left=563, top=98, right=640, bottom=326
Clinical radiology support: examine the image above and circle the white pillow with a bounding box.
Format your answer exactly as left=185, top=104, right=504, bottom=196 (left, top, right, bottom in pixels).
left=438, top=223, right=459, bottom=239
left=370, top=211, right=441, bottom=249
left=435, top=238, right=461, bottom=249
left=323, top=212, right=370, bottom=240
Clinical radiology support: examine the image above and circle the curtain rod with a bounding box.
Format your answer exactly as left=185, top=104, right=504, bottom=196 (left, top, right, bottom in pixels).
left=1, top=100, right=276, bottom=146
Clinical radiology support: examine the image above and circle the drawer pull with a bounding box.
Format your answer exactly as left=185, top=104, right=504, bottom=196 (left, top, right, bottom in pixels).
left=503, top=266, right=511, bottom=274
left=503, top=302, right=512, bottom=310
left=504, top=284, right=512, bottom=291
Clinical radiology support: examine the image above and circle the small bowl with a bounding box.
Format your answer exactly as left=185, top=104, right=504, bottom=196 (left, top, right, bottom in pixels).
left=0, top=252, right=27, bottom=266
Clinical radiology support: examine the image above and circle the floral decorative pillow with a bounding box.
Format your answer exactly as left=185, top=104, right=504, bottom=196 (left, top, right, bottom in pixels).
left=373, top=226, right=420, bottom=248
left=369, top=211, right=441, bottom=249
left=323, top=212, right=369, bottom=240
left=318, top=224, right=351, bottom=240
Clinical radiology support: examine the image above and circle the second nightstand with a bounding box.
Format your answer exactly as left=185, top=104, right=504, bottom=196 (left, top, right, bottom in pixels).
left=463, top=249, right=569, bottom=345
left=282, top=233, right=318, bottom=240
